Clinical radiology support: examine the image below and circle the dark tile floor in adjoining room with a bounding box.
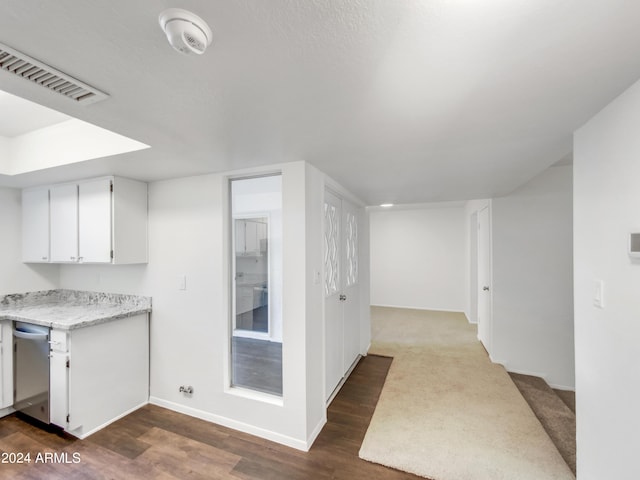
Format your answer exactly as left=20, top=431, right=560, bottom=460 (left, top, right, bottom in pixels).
left=232, top=336, right=283, bottom=396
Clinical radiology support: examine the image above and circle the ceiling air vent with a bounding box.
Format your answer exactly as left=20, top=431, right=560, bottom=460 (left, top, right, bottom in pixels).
left=0, top=42, right=108, bottom=105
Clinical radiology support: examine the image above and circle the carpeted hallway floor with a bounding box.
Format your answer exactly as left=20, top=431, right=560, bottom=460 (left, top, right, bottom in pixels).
left=359, top=307, right=574, bottom=480
left=509, top=372, right=576, bottom=474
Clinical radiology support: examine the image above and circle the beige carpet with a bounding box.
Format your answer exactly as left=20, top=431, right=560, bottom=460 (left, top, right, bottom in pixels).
left=358, top=307, right=574, bottom=480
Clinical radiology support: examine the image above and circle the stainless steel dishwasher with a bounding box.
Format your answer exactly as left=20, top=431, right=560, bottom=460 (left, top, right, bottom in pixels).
left=13, top=322, right=50, bottom=424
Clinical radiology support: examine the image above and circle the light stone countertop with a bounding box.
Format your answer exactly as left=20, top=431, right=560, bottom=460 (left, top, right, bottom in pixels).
left=0, top=289, right=151, bottom=330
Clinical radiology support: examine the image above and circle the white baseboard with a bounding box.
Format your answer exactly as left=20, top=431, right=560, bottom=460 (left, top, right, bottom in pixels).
left=548, top=383, right=575, bottom=392
left=0, top=406, right=15, bottom=419
left=306, top=416, right=326, bottom=449
left=463, top=311, right=478, bottom=324
left=73, top=401, right=149, bottom=440
left=149, top=396, right=310, bottom=451
left=326, top=355, right=362, bottom=405
left=371, top=304, right=464, bottom=314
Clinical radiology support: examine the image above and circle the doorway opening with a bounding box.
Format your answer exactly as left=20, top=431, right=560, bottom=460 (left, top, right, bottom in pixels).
left=230, top=175, right=283, bottom=396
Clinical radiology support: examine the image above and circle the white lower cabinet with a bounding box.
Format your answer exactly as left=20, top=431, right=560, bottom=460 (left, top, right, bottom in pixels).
left=0, top=321, right=14, bottom=410
left=49, top=314, right=149, bottom=438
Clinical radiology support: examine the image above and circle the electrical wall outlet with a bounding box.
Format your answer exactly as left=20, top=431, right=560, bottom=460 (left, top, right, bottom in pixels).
left=178, top=274, right=186, bottom=290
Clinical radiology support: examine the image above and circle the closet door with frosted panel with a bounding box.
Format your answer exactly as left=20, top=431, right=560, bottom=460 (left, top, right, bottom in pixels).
left=324, top=190, right=343, bottom=399
left=324, top=189, right=362, bottom=401
left=341, top=199, right=360, bottom=373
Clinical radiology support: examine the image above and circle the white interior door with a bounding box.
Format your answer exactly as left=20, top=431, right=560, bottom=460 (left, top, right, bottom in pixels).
left=324, top=190, right=362, bottom=401
left=477, top=206, right=492, bottom=354
left=324, top=190, right=343, bottom=399
left=341, top=199, right=360, bottom=373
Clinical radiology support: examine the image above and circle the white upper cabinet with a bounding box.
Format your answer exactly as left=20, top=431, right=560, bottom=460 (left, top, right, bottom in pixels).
left=234, top=218, right=268, bottom=256
left=50, top=183, right=79, bottom=263
left=245, top=220, right=258, bottom=253
left=78, top=178, right=112, bottom=263
left=23, top=176, right=148, bottom=264
left=22, top=187, right=50, bottom=263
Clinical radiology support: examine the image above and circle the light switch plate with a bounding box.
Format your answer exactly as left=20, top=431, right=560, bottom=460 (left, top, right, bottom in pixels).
left=178, top=275, right=186, bottom=291
left=593, top=279, right=604, bottom=309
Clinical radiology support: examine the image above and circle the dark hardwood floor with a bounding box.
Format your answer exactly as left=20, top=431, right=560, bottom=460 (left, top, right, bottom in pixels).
left=0, top=355, right=421, bottom=479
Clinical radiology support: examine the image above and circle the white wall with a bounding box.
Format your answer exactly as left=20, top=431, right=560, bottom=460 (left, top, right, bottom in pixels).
left=58, top=161, right=327, bottom=450
left=491, top=165, right=574, bottom=389
left=303, top=163, right=326, bottom=443
left=0, top=137, right=8, bottom=173
left=370, top=203, right=465, bottom=312
left=0, top=186, right=58, bottom=295
left=574, top=78, right=640, bottom=480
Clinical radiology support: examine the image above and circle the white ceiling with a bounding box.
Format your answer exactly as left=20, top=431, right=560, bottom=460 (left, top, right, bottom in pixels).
left=0, top=90, right=69, bottom=137
left=1, top=1, right=640, bottom=204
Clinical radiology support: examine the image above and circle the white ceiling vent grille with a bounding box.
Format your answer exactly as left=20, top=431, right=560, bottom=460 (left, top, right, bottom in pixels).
left=0, top=42, right=108, bottom=105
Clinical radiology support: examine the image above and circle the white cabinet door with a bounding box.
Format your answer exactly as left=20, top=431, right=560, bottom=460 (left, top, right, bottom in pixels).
left=257, top=222, right=267, bottom=252
left=50, top=356, right=68, bottom=427
left=49, top=329, right=68, bottom=428
left=50, top=184, right=79, bottom=263
left=235, top=219, right=246, bottom=254
left=245, top=221, right=258, bottom=253
left=0, top=322, right=13, bottom=409
left=79, top=178, right=112, bottom=263
left=22, top=187, right=50, bottom=262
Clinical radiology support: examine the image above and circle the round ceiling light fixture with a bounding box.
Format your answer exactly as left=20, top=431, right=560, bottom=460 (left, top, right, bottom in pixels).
left=159, top=8, right=213, bottom=55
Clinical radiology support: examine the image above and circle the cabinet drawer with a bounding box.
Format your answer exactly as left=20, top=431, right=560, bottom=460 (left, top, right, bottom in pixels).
left=50, top=329, right=68, bottom=353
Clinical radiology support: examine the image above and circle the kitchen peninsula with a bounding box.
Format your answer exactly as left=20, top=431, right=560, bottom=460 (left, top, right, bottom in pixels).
left=0, top=289, right=151, bottom=439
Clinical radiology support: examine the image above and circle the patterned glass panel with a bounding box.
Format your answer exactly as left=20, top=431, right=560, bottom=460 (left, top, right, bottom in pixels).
left=324, top=202, right=339, bottom=296
left=345, top=211, right=358, bottom=287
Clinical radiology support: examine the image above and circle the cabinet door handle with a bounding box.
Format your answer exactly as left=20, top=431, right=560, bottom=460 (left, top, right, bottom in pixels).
left=339, top=294, right=347, bottom=301
left=70, top=256, right=76, bottom=261
left=78, top=257, right=83, bottom=262
left=41, top=256, right=48, bottom=261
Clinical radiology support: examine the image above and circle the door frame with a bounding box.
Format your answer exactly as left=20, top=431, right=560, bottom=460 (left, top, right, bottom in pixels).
left=469, top=211, right=479, bottom=324
left=231, top=211, right=272, bottom=341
